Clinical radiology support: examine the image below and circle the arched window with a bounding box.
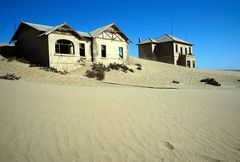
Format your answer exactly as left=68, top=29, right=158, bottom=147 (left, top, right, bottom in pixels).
left=55, top=39, right=74, bottom=54
left=187, top=60, right=191, bottom=68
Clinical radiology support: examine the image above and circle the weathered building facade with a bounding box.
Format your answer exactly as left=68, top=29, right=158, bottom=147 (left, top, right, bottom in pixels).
left=138, top=34, right=196, bottom=68
left=10, top=22, right=129, bottom=70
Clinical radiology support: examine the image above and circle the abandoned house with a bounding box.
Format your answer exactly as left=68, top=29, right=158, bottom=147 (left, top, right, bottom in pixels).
left=138, top=34, right=196, bottom=68
left=10, top=21, right=130, bottom=70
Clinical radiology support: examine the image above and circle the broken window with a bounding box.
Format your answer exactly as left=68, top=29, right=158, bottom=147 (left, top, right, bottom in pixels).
left=119, top=47, right=123, bottom=58
left=180, top=47, right=183, bottom=55
left=189, top=47, right=192, bottom=54
left=101, top=45, right=106, bottom=57
left=79, top=43, right=85, bottom=57
left=185, top=48, right=187, bottom=55
left=55, top=39, right=74, bottom=54
left=175, top=44, right=178, bottom=52
left=187, top=60, right=191, bottom=68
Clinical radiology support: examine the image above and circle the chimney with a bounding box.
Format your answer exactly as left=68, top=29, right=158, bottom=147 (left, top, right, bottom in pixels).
left=138, top=38, right=141, bottom=43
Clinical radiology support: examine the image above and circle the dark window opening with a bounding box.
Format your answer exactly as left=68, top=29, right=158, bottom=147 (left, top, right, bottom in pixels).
left=192, top=61, right=195, bottom=68
left=187, top=60, right=191, bottom=68
left=79, top=43, right=85, bottom=57
left=101, top=45, right=106, bottom=57
left=180, top=47, right=183, bottom=55
left=55, top=39, right=74, bottom=54
left=119, top=47, right=123, bottom=58
left=175, top=44, right=178, bottom=52
left=189, top=47, right=192, bottom=54
left=185, top=48, right=187, bottom=55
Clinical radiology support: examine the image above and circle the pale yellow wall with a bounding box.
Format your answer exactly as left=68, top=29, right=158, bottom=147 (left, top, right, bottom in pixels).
left=48, top=33, right=91, bottom=70
left=92, top=38, right=128, bottom=64
left=173, top=42, right=193, bottom=65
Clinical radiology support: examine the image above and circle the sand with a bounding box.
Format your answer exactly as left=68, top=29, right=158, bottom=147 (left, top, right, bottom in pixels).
left=0, top=56, right=240, bottom=161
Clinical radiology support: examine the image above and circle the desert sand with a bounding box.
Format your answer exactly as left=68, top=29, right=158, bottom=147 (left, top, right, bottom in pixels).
left=0, top=56, right=240, bottom=162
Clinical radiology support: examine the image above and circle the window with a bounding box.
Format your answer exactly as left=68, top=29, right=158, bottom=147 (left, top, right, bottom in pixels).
left=119, top=47, right=123, bottom=58
left=55, top=39, right=74, bottom=54
left=192, top=61, right=195, bottom=68
left=101, top=45, right=106, bottom=57
left=79, top=43, right=85, bottom=57
left=189, top=47, right=192, bottom=54
left=175, top=44, right=178, bottom=52
left=185, top=48, right=187, bottom=55
left=187, top=60, right=191, bottom=68
left=180, top=47, right=183, bottom=55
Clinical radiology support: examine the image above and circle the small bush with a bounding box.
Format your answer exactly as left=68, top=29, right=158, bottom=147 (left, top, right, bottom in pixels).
left=0, top=73, right=21, bottom=80
left=129, top=69, right=134, bottom=73
left=200, top=78, right=221, bottom=86
left=86, top=63, right=106, bottom=80
left=137, top=66, right=142, bottom=70
left=172, top=80, right=179, bottom=84
left=96, top=70, right=105, bottom=80
left=135, top=63, right=141, bottom=67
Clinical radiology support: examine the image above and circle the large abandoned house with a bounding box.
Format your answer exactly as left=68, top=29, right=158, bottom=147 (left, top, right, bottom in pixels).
left=10, top=21, right=130, bottom=70
left=138, top=34, right=196, bottom=68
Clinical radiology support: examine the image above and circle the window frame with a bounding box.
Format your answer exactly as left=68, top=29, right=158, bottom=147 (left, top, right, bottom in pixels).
left=101, top=45, right=106, bottom=58
left=79, top=43, right=85, bottom=57
left=119, top=47, right=123, bottom=58
left=55, top=39, right=74, bottom=55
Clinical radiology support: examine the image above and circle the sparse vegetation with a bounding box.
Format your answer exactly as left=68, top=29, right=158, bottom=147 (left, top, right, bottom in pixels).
left=200, top=78, right=221, bottom=86
left=172, top=80, right=179, bottom=84
left=85, top=62, right=134, bottom=80
left=135, top=63, right=142, bottom=70
left=0, top=73, right=21, bottom=80
left=86, top=63, right=105, bottom=80
left=165, top=141, right=174, bottom=150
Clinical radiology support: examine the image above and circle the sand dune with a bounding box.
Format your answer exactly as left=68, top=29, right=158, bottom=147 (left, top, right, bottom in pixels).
left=0, top=56, right=240, bottom=161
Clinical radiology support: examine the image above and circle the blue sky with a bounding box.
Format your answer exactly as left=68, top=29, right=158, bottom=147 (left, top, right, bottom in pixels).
left=1, top=0, right=240, bottom=69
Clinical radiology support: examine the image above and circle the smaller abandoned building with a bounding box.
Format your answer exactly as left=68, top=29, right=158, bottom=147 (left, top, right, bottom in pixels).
left=10, top=21, right=130, bottom=70
left=138, top=34, right=196, bottom=68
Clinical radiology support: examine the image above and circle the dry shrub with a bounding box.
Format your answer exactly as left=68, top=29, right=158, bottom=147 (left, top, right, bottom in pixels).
left=0, top=73, right=21, bottom=80
left=200, top=78, right=221, bottom=86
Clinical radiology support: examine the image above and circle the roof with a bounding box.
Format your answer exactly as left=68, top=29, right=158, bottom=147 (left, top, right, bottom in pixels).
left=10, top=21, right=129, bottom=42
left=90, top=23, right=115, bottom=37
left=137, top=38, right=157, bottom=44
left=90, top=23, right=130, bottom=42
left=138, top=34, right=192, bottom=45
left=22, top=21, right=52, bottom=31
left=156, top=34, right=192, bottom=45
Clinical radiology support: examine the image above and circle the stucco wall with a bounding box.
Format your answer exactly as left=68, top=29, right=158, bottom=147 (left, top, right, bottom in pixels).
left=92, top=38, right=128, bottom=64
left=15, top=25, right=49, bottom=65
left=173, top=42, right=193, bottom=65
left=48, top=33, right=91, bottom=70
left=155, top=42, right=174, bottom=64
left=138, top=43, right=155, bottom=60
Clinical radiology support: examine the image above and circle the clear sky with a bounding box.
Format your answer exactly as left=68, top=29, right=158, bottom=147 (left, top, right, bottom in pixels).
left=1, top=0, right=240, bottom=70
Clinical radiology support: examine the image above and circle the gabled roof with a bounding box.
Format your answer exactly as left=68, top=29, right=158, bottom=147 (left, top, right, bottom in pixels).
left=10, top=21, right=91, bottom=42
left=156, top=34, right=192, bottom=45
left=138, top=34, right=192, bottom=45
left=10, top=21, right=130, bottom=43
left=90, top=23, right=115, bottom=37
left=137, top=38, right=157, bottom=44
left=22, top=21, right=52, bottom=31
left=37, top=23, right=83, bottom=39
left=90, top=23, right=130, bottom=42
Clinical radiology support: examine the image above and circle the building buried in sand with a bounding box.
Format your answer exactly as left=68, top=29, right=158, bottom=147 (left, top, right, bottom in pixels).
left=138, top=34, right=196, bottom=68
left=10, top=21, right=130, bottom=70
